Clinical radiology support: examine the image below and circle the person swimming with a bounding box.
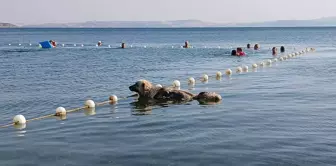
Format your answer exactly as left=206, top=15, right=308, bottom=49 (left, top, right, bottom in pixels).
left=280, top=46, right=285, bottom=53
left=97, top=41, right=102, bottom=46
left=236, top=47, right=246, bottom=56
left=183, top=41, right=190, bottom=48
left=231, top=50, right=237, bottom=56
left=49, top=40, right=57, bottom=47
left=254, top=44, right=259, bottom=50
left=272, top=47, right=278, bottom=55
left=121, top=42, right=126, bottom=49
left=247, top=43, right=251, bottom=49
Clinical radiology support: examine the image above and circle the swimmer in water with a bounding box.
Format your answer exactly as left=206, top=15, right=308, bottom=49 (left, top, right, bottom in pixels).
left=272, top=47, right=278, bottom=55
left=280, top=46, right=285, bottom=53
left=49, top=40, right=57, bottom=47
left=236, top=47, right=246, bottom=56
left=231, top=50, right=237, bottom=56
left=183, top=41, right=190, bottom=48
left=98, top=41, right=102, bottom=46
left=247, top=43, right=251, bottom=49
left=121, top=42, right=126, bottom=49
left=254, top=44, right=259, bottom=50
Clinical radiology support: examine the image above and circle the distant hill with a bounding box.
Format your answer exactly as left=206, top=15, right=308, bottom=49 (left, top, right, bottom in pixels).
left=232, top=17, right=336, bottom=27
left=23, top=20, right=228, bottom=28
left=20, top=17, right=336, bottom=28
left=0, top=22, right=17, bottom=28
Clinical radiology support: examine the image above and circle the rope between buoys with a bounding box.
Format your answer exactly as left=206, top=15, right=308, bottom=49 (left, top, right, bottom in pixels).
left=0, top=95, right=136, bottom=129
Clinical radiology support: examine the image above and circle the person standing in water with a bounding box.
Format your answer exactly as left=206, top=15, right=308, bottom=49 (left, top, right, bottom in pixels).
left=231, top=50, right=237, bottom=56
left=121, top=42, right=126, bottom=49
left=97, top=41, right=102, bottom=46
left=183, top=41, right=190, bottom=48
left=254, top=44, right=260, bottom=50
left=236, top=47, right=246, bottom=56
left=272, top=47, right=278, bottom=55
left=280, top=46, right=285, bottom=53
left=247, top=43, right=251, bottom=49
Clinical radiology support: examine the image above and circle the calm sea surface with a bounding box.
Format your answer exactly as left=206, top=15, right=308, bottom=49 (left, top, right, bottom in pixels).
left=0, top=27, right=336, bottom=166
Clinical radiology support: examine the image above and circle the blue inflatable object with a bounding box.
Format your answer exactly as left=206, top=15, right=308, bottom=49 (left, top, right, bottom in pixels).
left=39, top=41, right=53, bottom=48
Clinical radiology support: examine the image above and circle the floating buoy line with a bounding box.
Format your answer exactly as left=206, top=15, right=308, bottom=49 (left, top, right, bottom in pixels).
left=3, top=42, right=297, bottom=50
left=0, top=48, right=315, bottom=130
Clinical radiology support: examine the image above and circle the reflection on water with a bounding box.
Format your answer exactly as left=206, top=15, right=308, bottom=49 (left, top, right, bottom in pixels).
left=55, top=115, right=67, bottom=121
left=84, top=107, right=96, bottom=116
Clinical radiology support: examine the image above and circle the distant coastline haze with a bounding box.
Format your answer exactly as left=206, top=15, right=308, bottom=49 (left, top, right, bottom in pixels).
left=1, top=0, right=336, bottom=26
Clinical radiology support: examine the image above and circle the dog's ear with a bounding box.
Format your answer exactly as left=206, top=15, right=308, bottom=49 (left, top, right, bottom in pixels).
left=142, top=81, right=151, bottom=92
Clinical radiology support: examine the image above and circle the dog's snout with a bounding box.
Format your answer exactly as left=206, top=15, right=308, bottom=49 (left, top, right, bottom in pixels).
left=129, top=85, right=135, bottom=91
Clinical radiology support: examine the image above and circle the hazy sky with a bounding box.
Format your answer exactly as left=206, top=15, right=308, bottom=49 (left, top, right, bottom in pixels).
left=1, top=0, right=336, bottom=25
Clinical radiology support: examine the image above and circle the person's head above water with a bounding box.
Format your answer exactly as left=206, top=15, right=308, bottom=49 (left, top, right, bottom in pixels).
left=280, top=46, right=285, bottom=53
left=247, top=43, right=251, bottom=49
left=254, top=44, right=259, bottom=50
left=121, top=42, right=126, bottom=49
left=237, top=47, right=243, bottom=53
left=272, top=47, right=278, bottom=55
left=183, top=41, right=189, bottom=48
left=231, top=50, right=237, bottom=56
left=49, top=40, right=56, bottom=47
left=98, top=41, right=102, bottom=46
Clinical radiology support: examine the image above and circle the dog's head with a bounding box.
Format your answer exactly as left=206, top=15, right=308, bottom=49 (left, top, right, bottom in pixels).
left=129, top=80, right=153, bottom=96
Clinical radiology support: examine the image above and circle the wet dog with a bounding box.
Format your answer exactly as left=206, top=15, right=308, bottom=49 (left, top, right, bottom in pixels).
left=129, top=80, right=222, bottom=104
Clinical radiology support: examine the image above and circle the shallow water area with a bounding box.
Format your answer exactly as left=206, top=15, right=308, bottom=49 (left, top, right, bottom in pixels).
left=0, top=28, right=336, bottom=166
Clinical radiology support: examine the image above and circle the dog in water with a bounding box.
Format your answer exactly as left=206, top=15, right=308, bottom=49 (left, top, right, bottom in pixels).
left=129, top=80, right=222, bottom=105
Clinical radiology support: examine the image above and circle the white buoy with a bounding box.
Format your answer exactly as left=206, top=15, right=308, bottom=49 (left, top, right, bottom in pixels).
left=13, top=115, right=26, bottom=125
left=29, top=43, right=32, bottom=46
left=172, top=80, right=181, bottom=87
left=252, top=63, right=258, bottom=69
left=204, top=46, right=207, bottom=48
left=74, top=44, right=76, bottom=47
left=108, top=45, right=111, bottom=48
left=267, top=59, right=272, bottom=65
left=216, top=71, right=222, bottom=78
left=279, top=57, right=284, bottom=61
left=156, top=84, right=163, bottom=88
left=218, top=46, right=221, bottom=49
left=56, top=107, right=66, bottom=116
left=259, top=62, right=265, bottom=67
left=236, top=67, right=243, bottom=73
left=243, top=65, right=248, bottom=72
left=225, top=69, right=232, bottom=76
left=172, top=46, right=174, bottom=48
left=295, top=52, right=299, bottom=56
left=203, top=74, right=209, bottom=81
left=8, top=44, right=11, bottom=46
left=273, top=58, right=278, bottom=62
left=109, top=95, right=118, bottom=103
left=81, top=44, right=84, bottom=47
left=188, top=77, right=196, bottom=86
left=144, top=46, right=147, bottom=48
left=19, top=44, right=21, bottom=46
left=85, top=100, right=95, bottom=108
left=62, top=44, right=65, bottom=47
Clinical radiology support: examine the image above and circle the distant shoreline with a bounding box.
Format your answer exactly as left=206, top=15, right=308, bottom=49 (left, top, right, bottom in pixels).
left=3, top=16, right=336, bottom=28
left=2, top=26, right=336, bottom=29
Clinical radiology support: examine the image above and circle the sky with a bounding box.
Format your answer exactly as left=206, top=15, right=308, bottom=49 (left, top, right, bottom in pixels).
left=1, top=0, right=336, bottom=25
